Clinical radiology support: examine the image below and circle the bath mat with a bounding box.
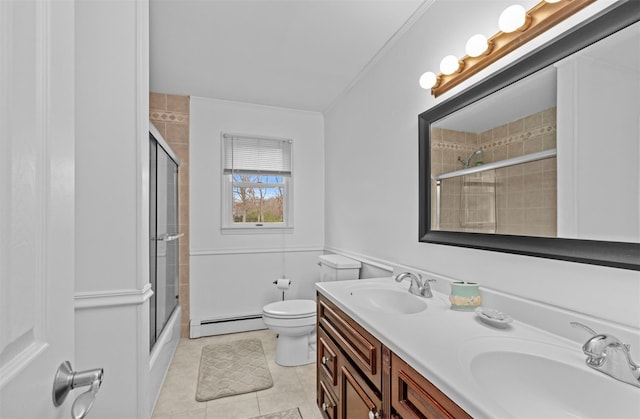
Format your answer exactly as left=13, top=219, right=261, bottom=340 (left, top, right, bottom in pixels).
left=195, top=338, right=273, bottom=401
left=249, top=408, right=302, bottom=419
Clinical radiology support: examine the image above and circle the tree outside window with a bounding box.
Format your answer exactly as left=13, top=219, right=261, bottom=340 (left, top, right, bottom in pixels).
left=221, top=134, right=293, bottom=230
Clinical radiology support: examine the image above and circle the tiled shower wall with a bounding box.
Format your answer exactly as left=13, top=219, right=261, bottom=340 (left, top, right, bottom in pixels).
left=431, top=107, right=557, bottom=237
left=150, top=93, right=190, bottom=337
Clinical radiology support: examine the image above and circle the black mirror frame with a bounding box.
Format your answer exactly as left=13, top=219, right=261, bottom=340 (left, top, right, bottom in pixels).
left=419, top=1, right=640, bottom=271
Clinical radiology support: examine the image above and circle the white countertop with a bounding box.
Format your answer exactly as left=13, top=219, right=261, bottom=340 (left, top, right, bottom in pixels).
left=316, top=276, right=640, bottom=418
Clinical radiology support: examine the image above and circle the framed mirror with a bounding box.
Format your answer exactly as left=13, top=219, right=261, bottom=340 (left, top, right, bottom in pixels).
left=419, top=1, right=639, bottom=270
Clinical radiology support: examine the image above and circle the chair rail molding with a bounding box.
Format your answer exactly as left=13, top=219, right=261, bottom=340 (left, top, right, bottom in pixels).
left=74, top=283, right=153, bottom=309
left=190, top=246, right=324, bottom=256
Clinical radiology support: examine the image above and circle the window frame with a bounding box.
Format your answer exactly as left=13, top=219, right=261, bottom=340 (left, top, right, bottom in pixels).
left=220, top=133, right=294, bottom=233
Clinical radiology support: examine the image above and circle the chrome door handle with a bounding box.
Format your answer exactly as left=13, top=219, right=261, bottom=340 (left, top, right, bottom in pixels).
left=153, top=233, right=183, bottom=242
left=53, top=361, right=104, bottom=419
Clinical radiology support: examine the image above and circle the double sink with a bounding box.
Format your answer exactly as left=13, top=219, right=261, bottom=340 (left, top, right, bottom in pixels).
left=317, top=277, right=640, bottom=418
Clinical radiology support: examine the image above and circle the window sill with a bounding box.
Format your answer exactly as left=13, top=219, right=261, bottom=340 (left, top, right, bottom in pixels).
left=220, top=225, right=294, bottom=235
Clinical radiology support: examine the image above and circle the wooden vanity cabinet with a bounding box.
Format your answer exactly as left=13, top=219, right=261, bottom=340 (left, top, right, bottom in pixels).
left=317, top=294, right=383, bottom=419
left=317, top=295, right=382, bottom=390
left=318, top=326, right=383, bottom=418
left=390, top=353, right=471, bottom=419
left=340, top=359, right=383, bottom=418
left=318, top=327, right=340, bottom=396
left=317, top=292, right=471, bottom=419
left=318, top=379, right=338, bottom=419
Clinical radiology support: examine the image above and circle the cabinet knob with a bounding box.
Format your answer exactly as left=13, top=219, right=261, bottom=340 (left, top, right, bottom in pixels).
left=321, top=402, right=329, bottom=411
left=321, top=355, right=333, bottom=365
left=368, top=410, right=380, bottom=419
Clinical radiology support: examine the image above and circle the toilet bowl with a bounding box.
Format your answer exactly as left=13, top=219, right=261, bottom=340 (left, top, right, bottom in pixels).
left=262, top=299, right=316, bottom=366
left=262, top=254, right=361, bottom=366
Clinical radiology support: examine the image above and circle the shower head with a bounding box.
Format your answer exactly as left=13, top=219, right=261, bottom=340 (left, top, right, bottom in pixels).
left=464, top=149, right=483, bottom=168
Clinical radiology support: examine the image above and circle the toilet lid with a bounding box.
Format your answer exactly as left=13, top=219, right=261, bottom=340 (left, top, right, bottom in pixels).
left=263, top=299, right=316, bottom=319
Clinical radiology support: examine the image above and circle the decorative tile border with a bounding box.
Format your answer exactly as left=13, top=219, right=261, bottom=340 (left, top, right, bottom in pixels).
left=481, top=123, right=556, bottom=150
left=150, top=110, right=189, bottom=124
left=432, top=123, right=556, bottom=152
left=431, top=141, right=476, bottom=152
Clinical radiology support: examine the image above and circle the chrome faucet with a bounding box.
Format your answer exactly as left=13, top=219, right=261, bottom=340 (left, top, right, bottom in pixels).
left=394, top=272, right=434, bottom=298
left=571, top=322, right=640, bottom=388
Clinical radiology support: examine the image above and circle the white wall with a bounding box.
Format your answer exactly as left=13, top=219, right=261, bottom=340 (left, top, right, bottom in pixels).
left=75, top=0, right=151, bottom=417
left=324, top=0, right=640, bottom=329
left=189, top=97, right=324, bottom=329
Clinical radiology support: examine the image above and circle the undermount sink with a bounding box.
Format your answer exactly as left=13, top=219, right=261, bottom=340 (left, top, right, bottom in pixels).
left=347, top=288, right=429, bottom=315
left=458, top=337, right=640, bottom=418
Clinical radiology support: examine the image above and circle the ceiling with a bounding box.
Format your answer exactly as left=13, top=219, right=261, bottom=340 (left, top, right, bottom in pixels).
left=150, top=0, right=427, bottom=112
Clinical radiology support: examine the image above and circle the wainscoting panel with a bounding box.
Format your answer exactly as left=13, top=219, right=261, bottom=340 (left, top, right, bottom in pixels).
left=190, top=248, right=323, bottom=337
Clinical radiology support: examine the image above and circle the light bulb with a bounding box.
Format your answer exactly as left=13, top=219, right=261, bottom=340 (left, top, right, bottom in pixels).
left=498, top=5, right=528, bottom=33
left=465, top=34, right=489, bottom=57
left=419, top=72, right=438, bottom=89
left=440, top=55, right=461, bottom=75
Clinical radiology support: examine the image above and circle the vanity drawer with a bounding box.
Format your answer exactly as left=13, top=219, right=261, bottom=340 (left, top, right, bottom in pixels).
left=391, top=354, right=471, bottom=419
left=318, top=379, right=338, bottom=419
left=318, top=327, right=339, bottom=388
left=317, top=293, right=382, bottom=392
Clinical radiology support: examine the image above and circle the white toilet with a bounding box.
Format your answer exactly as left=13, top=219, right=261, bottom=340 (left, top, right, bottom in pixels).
left=262, top=254, right=361, bottom=366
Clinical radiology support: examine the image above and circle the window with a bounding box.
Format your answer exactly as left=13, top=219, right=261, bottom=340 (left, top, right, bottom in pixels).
left=221, top=133, right=293, bottom=231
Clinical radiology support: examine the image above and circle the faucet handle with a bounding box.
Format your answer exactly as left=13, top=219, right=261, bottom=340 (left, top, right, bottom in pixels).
left=571, top=324, right=628, bottom=361
left=570, top=321, right=598, bottom=336
left=420, top=278, right=435, bottom=297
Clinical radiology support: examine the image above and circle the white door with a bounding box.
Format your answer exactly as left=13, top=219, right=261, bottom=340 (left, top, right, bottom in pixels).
left=0, top=0, right=76, bottom=418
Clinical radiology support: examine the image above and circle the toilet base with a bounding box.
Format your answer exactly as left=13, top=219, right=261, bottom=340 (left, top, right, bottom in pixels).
left=275, top=333, right=315, bottom=367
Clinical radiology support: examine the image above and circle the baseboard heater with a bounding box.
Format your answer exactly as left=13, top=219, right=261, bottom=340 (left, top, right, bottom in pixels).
left=190, top=314, right=266, bottom=338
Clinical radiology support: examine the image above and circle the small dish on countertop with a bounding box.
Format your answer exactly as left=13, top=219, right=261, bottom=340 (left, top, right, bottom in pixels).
left=475, top=307, right=513, bottom=328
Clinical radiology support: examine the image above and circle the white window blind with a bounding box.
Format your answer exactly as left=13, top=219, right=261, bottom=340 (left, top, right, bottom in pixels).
left=223, top=135, right=292, bottom=175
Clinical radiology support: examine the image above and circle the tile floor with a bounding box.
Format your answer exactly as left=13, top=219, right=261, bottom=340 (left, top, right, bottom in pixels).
left=152, top=329, right=323, bottom=419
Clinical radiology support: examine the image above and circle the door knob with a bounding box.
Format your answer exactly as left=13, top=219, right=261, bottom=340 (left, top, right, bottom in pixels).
left=53, top=361, right=104, bottom=419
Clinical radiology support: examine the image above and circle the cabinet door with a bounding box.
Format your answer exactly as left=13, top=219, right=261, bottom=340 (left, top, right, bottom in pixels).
left=391, top=354, right=471, bottom=419
left=341, top=363, right=383, bottom=419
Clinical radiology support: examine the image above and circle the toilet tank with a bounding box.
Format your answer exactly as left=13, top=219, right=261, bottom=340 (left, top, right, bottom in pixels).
left=318, top=254, right=361, bottom=282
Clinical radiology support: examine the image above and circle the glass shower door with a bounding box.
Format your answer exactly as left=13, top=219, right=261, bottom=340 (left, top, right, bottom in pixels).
left=149, top=135, right=180, bottom=350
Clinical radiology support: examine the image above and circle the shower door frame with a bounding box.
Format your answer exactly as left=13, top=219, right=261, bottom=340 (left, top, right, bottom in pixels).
left=149, top=123, right=181, bottom=350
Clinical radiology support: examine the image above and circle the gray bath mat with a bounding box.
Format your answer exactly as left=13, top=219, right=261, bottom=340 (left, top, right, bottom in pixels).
left=249, top=408, right=302, bottom=419
left=195, top=338, right=273, bottom=401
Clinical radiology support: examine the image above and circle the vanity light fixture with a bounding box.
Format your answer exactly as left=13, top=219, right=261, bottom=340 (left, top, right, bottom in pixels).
left=419, top=0, right=596, bottom=97
left=498, top=5, right=531, bottom=33
left=465, top=34, right=492, bottom=57
left=419, top=71, right=440, bottom=89
left=440, top=55, right=463, bottom=75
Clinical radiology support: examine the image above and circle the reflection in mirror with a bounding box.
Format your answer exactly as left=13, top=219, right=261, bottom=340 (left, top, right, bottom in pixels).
left=431, top=67, right=557, bottom=237
left=429, top=21, right=639, bottom=243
